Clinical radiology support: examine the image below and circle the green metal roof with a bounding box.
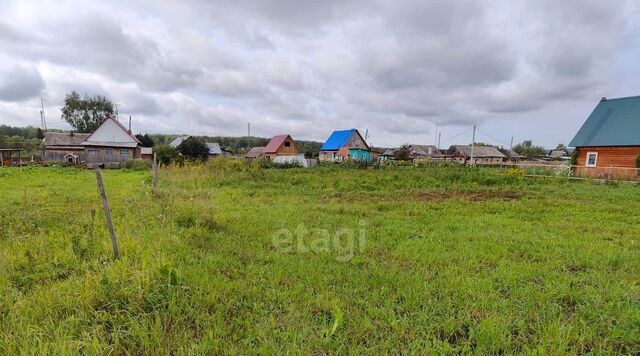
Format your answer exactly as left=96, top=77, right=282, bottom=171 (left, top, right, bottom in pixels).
left=569, top=96, right=640, bottom=147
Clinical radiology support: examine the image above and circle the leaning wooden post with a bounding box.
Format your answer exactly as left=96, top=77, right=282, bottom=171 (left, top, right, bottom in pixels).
left=152, top=153, right=158, bottom=195
left=95, top=168, right=120, bottom=259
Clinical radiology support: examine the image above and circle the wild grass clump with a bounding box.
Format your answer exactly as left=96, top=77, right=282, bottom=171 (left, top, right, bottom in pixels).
left=124, top=159, right=152, bottom=170
left=259, top=160, right=302, bottom=169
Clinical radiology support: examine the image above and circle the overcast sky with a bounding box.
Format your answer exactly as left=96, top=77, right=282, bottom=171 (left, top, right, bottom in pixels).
left=0, top=0, right=639, bottom=148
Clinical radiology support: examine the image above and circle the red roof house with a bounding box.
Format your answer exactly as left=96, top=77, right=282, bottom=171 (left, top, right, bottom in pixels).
left=264, top=134, right=299, bottom=160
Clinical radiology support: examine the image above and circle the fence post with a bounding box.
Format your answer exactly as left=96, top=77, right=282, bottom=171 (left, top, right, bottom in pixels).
left=95, top=168, right=120, bottom=259
left=152, top=153, right=158, bottom=195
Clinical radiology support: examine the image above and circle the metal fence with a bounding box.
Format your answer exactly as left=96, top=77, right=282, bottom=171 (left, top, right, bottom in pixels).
left=476, top=162, right=640, bottom=183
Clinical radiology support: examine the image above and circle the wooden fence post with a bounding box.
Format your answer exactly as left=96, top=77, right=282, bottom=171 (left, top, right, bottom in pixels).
left=152, top=153, right=158, bottom=195
left=95, top=168, right=120, bottom=259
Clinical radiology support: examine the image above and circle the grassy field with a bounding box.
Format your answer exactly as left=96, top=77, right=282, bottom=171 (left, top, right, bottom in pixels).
left=1, top=162, right=640, bottom=353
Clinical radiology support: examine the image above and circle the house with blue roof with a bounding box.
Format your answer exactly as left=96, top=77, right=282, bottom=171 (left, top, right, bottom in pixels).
left=569, top=96, right=640, bottom=179
left=319, top=129, right=371, bottom=162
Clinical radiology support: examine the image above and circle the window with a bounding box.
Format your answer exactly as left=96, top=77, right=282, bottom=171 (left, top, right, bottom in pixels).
left=106, top=148, right=113, bottom=155
left=88, top=149, right=98, bottom=155
left=586, top=152, right=598, bottom=167
left=120, top=149, right=129, bottom=157
left=284, top=141, right=290, bottom=147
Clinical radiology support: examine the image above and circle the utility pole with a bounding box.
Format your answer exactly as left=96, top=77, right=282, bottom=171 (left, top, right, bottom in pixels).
left=40, top=98, right=47, bottom=132
left=510, top=136, right=514, bottom=150
left=437, top=132, right=441, bottom=151
left=470, top=124, right=476, bottom=165
left=434, top=123, right=438, bottom=146
left=115, top=104, right=119, bottom=119
left=128, top=116, right=132, bottom=134
left=248, top=122, right=251, bottom=137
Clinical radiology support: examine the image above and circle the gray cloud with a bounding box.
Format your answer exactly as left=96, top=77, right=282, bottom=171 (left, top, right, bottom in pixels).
left=0, top=64, right=44, bottom=102
left=0, top=0, right=638, bottom=147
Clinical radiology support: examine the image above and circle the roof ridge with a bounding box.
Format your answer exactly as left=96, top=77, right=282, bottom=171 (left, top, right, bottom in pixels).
left=601, top=95, right=640, bottom=102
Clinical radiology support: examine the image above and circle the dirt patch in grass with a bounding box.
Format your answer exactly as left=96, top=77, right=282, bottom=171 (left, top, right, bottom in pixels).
left=323, top=190, right=522, bottom=203
left=409, top=190, right=522, bottom=202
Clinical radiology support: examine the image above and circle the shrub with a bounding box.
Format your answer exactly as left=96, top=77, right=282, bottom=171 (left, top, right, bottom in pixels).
left=124, top=160, right=152, bottom=170
left=155, top=144, right=178, bottom=165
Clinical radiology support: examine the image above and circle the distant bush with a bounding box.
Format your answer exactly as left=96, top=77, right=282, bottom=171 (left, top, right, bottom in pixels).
left=125, top=160, right=152, bottom=170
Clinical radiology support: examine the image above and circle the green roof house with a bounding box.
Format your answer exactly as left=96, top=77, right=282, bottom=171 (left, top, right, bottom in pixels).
left=569, top=96, right=640, bottom=179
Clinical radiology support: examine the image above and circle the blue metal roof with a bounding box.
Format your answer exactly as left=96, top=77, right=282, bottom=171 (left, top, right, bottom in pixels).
left=569, top=96, right=640, bottom=147
left=320, top=129, right=356, bottom=150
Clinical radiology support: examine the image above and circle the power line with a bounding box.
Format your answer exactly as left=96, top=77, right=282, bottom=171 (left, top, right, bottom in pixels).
left=439, top=127, right=473, bottom=145
left=476, top=128, right=511, bottom=147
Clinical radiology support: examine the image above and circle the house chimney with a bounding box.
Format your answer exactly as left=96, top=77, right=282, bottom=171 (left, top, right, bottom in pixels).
left=601, top=96, right=607, bottom=102
left=128, top=116, right=132, bottom=134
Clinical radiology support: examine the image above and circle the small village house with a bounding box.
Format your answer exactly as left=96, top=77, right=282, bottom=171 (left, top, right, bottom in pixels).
left=43, top=117, right=142, bottom=168
left=263, top=134, right=299, bottom=161
left=43, top=132, right=90, bottom=163
left=206, top=142, right=231, bottom=158
left=548, top=149, right=568, bottom=160
left=381, top=144, right=443, bottom=161
left=503, top=149, right=525, bottom=162
left=569, top=96, right=640, bottom=179
left=141, top=147, right=153, bottom=160
left=449, top=145, right=506, bottom=165
left=169, top=136, right=190, bottom=148
left=245, top=146, right=265, bottom=161
left=319, top=129, right=371, bottom=162
left=82, top=117, right=142, bottom=168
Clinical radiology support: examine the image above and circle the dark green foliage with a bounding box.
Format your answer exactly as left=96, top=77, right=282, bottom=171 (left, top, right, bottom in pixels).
left=513, top=140, right=547, bottom=158
left=154, top=144, right=178, bottom=165
left=570, top=149, right=579, bottom=166
left=135, top=134, right=155, bottom=147
left=61, top=91, right=115, bottom=133
left=177, top=137, right=209, bottom=161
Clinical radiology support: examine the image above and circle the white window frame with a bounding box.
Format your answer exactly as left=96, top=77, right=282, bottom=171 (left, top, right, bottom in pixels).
left=586, top=151, right=598, bottom=167
left=119, top=149, right=129, bottom=157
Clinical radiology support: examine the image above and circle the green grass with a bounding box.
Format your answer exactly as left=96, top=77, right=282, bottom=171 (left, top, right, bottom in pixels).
left=1, top=162, right=640, bottom=353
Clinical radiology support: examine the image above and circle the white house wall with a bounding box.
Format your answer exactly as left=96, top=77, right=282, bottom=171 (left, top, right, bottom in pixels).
left=85, top=119, right=137, bottom=145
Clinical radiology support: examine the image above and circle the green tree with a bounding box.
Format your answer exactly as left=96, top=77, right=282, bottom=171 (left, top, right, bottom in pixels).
left=61, top=91, right=115, bottom=133
left=556, top=143, right=566, bottom=150
left=136, top=134, right=155, bottom=147
left=154, top=144, right=178, bottom=165
left=514, top=140, right=546, bottom=158
left=178, top=137, right=209, bottom=161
